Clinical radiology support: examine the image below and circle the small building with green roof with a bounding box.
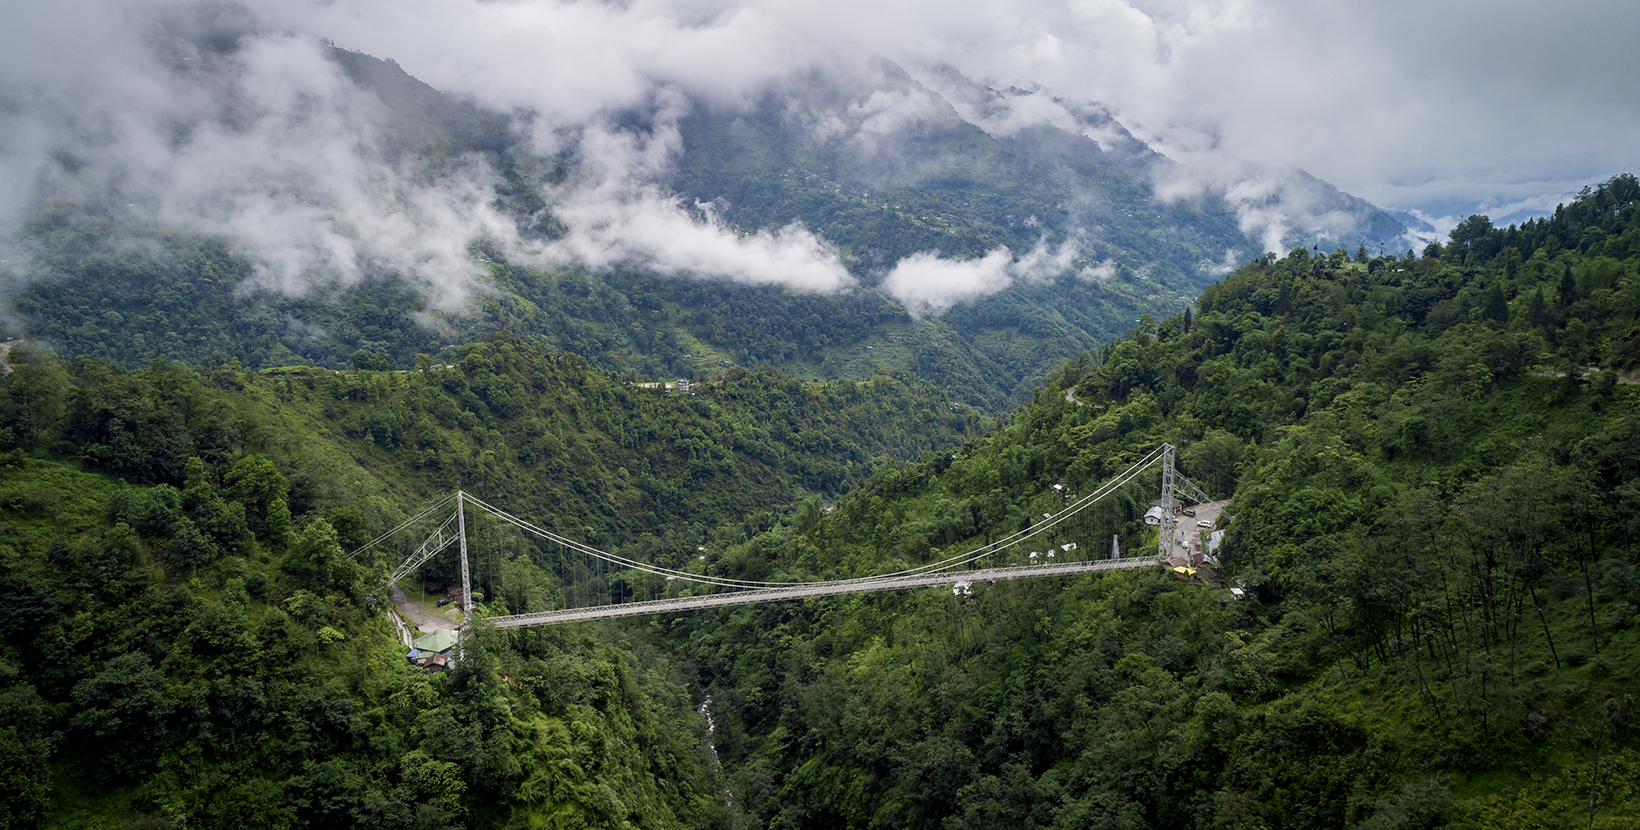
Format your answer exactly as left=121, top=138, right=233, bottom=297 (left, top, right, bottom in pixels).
left=412, top=629, right=459, bottom=655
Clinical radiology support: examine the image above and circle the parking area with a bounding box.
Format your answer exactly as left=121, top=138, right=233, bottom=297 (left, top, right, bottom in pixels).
left=1168, top=498, right=1230, bottom=555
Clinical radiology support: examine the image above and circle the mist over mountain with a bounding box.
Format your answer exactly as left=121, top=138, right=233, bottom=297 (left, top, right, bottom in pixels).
left=909, top=64, right=1410, bottom=258
left=3, top=4, right=1639, bottom=828
left=3, top=166, right=1637, bottom=830
left=2, top=3, right=1404, bottom=300
left=9, top=0, right=1632, bottom=300
left=1, top=2, right=1421, bottom=409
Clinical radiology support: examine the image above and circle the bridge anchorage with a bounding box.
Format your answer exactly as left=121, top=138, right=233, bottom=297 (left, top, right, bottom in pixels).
left=353, top=444, right=1226, bottom=636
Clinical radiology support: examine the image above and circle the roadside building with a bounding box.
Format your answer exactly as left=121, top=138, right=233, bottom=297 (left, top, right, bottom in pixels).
left=407, top=629, right=459, bottom=670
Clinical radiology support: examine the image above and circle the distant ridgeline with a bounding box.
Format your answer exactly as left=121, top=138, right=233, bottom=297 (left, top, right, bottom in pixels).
left=4, top=48, right=1405, bottom=413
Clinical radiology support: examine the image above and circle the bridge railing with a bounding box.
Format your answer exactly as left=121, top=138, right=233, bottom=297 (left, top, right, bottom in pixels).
left=368, top=443, right=1222, bottom=628
left=489, top=556, right=1160, bottom=628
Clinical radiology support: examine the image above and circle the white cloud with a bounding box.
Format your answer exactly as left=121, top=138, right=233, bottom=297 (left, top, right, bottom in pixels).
left=4, top=0, right=1636, bottom=309
left=1079, top=260, right=1118, bottom=280
left=0, top=14, right=520, bottom=306
left=1012, top=238, right=1081, bottom=280
left=882, top=248, right=1015, bottom=317
left=1150, top=156, right=1411, bottom=253
left=881, top=241, right=1078, bottom=317
left=527, top=96, right=855, bottom=291
left=155, top=35, right=530, bottom=303
left=0, top=1, right=863, bottom=303
left=1199, top=248, right=1242, bottom=277
left=543, top=181, right=854, bottom=292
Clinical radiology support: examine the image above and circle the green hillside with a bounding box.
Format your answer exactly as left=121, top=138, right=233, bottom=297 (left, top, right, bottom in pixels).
left=649, top=174, right=1640, bottom=829
left=4, top=171, right=1637, bottom=828
left=6, top=227, right=1173, bottom=411
left=0, top=341, right=979, bottom=828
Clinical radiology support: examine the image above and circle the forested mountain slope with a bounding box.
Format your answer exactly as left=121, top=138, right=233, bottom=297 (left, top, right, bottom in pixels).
left=657, top=174, right=1640, bottom=829
left=0, top=340, right=979, bottom=828
left=1, top=175, right=1636, bottom=828
left=7, top=32, right=1636, bottom=817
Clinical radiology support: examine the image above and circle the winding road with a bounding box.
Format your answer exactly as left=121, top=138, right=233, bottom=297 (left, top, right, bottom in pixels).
left=0, top=339, right=20, bottom=376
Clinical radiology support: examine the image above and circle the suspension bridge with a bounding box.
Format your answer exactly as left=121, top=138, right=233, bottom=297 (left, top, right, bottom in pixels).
left=355, top=444, right=1222, bottom=634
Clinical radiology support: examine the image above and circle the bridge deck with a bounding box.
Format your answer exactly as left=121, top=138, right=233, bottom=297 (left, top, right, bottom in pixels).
left=489, top=556, right=1159, bottom=628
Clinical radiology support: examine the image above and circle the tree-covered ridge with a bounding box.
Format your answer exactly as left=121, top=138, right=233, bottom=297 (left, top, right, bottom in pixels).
left=8, top=214, right=440, bottom=370
left=660, top=175, right=1640, bottom=829
left=4, top=169, right=1636, bottom=829
left=7, top=223, right=1174, bottom=412
left=0, top=446, right=725, bottom=829
left=0, top=333, right=988, bottom=828
left=1, top=338, right=982, bottom=543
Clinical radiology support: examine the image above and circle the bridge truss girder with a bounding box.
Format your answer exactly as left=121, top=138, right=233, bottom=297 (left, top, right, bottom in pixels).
left=389, top=511, right=462, bottom=585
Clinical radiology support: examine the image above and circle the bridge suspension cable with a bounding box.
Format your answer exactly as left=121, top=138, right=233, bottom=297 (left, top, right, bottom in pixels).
left=351, top=491, right=461, bottom=559
left=364, top=443, right=1220, bottom=628
left=456, top=443, right=1169, bottom=590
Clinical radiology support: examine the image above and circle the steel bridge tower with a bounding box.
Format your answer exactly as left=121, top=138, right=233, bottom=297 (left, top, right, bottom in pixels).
left=1156, top=443, right=1176, bottom=561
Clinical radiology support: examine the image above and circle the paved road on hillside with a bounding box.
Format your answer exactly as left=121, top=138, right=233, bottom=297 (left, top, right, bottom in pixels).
left=391, top=583, right=458, bottom=632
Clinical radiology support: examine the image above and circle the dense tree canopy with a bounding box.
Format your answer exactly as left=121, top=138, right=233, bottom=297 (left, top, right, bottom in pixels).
left=0, top=336, right=983, bottom=828
left=659, top=175, right=1640, bottom=830
left=1, top=175, right=1637, bottom=828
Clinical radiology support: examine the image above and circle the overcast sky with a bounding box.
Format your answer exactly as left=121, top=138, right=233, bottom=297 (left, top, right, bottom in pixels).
left=258, top=0, right=1638, bottom=227
left=2, top=0, right=1635, bottom=310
